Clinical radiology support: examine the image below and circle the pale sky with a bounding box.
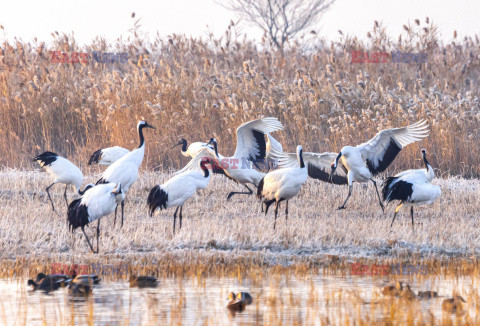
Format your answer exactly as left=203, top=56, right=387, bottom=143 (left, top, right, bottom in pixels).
left=1, top=0, right=479, bottom=46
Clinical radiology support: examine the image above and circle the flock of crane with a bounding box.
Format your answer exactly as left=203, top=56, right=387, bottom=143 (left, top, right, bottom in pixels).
left=33, top=118, right=440, bottom=253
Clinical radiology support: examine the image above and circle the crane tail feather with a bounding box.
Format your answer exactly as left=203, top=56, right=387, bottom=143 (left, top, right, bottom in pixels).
left=147, top=185, right=168, bottom=216
left=381, top=177, right=412, bottom=203
left=33, top=151, right=58, bottom=166
left=88, top=149, right=103, bottom=165
left=67, top=198, right=89, bottom=231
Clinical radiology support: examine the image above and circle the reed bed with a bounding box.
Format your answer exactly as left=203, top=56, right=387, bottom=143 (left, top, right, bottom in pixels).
left=0, top=18, right=479, bottom=177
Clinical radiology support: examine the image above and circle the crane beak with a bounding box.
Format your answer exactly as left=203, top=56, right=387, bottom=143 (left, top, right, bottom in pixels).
left=145, top=123, right=156, bottom=130
left=329, top=165, right=336, bottom=183
left=170, top=141, right=182, bottom=149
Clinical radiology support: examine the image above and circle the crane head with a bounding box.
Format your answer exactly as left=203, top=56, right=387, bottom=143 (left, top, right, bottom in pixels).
left=171, top=138, right=186, bottom=149
left=112, top=184, right=123, bottom=195
left=138, top=120, right=156, bottom=130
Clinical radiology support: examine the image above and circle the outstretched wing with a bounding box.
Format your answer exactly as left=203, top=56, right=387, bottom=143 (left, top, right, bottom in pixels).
left=265, top=133, right=283, bottom=160
left=356, top=120, right=429, bottom=176
left=175, top=147, right=219, bottom=175
left=270, top=149, right=348, bottom=185
left=233, top=117, right=283, bottom=162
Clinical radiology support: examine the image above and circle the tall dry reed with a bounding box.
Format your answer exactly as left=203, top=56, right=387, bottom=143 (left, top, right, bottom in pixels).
left=0, top=18, right=479, bottom=176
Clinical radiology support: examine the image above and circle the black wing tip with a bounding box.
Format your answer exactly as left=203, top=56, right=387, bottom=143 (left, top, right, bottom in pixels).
left=88, top=149, right=103, bottom=165
left=367, top=139, right=402, bottom=175
left=251, top=129, right=267, bottom=162
left=381, top=177, right=412, bottom=203
left=308, top=163, right=348, bottom=185
left=147, top=185, right=168, bottom=216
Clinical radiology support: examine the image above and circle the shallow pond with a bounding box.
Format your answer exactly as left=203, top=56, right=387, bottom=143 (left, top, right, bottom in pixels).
left=0, top=271, right=477, bottom=325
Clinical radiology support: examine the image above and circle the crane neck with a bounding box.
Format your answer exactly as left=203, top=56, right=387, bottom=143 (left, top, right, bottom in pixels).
left=213, top=141, right=219, bottom=158
left=334, top=152, right=342, bottom=168
left=423, top=154, right=430, bottom=172
left=138, top=125, right=147, bottom=148
left=200, top=158, right=212, bottom=178
left=298, top=149, right=305, bottom=169
left=422, top=153, right=435, bottom=180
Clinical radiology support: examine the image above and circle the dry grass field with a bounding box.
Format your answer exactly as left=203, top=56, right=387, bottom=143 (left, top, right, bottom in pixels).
left=0, top=170, right=477, bottom=261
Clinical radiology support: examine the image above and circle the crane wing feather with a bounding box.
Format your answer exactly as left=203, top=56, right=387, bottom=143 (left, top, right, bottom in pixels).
left=269, top=148, right=348, bottom=185
left=233, top=117, right=283, bottom=162
left=175, top=147, right=219, bottom=175
left=356, top=120, right=429, bottom=175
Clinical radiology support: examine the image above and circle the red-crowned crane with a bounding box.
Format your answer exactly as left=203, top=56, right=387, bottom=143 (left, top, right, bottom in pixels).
left=96, top=121, right=155, bottom=227
left=67, top=183, right=124, bottom=253
left=330, top=120, right=429, bottom=211
left=204, top=117, right=283, bottom=200
left=147, top=147, right=215, bottom=233
left=33, top=151, right=88, bottom=213
left=257, top=145, right=308, bottom=229
left=382, top=149, right=441, bottom=229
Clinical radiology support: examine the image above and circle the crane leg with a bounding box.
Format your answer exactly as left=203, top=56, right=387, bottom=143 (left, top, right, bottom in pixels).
left=285, top=200, right=289, bottom=224
left=391, top=203, right=403, bottom=227
left=338, top=185, right=352, bottom=210
left=45, top=182, right=57, bottom=213
left=370, top=179, right=385, bottom=212
left=173, top=206, right=180, bottom=234
left=274, top=201, right=280, bottom=230
left=256, top=185, right=264, bottom=213
left=179, top=206, right=183, bottom=230
left=227, top=185, right=253, bottom=201
left=81, top=226, right=95, bottom=253
left=96, top=219, right=100, bottom=253
left=64, top=184, right=69, bottom=207
left=120, top=200, right=125, bottom=228
left=410, top=206, right=414, bottom=230
left=114, top=206, right=118, bottom=226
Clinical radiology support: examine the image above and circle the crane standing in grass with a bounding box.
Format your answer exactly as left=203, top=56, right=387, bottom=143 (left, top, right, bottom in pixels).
left=68, top=183, right=124, bottom=253
left=257, top=145, right=308, bottom=229
left=330, top=120, right=430, bottom=211
left=147, top=146, right=215, bottom=233
left=33, top=151, right=89, bottom=213
left=382, top=149, right=441, bottom=229
left=96, top=120, right=155, bottom=227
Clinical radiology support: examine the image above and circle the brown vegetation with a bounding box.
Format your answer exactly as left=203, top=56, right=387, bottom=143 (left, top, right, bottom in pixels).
left=0, top=18, right=479, bottom=177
